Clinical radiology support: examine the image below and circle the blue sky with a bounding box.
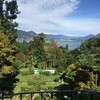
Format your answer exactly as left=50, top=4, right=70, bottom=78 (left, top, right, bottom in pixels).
left=16, top=0, right=100, bottom=36
left=68, top=0, right=100, bottom=18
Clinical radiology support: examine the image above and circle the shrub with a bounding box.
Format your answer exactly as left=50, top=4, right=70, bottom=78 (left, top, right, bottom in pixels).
left=91, top=86, right=100, bottom=92
left=57, top=66, right=65, bottom=73
left=54, top=77, right=60, bottom=82
left=47, top=86, right=54, bottom=90
left=34, top=95, right=41, bottom=100
left=20, top=71, right=30, bottom=76
left=41, top=71, right=51, bottom=76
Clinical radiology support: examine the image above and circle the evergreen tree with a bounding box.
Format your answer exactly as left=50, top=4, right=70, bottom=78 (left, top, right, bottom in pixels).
left=0, top=0, right=19, bottom=43
left=28, top=33, right=46, bottom=64
left=0, top=0, right=19, bottom=94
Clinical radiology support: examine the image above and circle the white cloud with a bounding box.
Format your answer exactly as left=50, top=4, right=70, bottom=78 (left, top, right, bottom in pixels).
left=16, top=0, right=100, bottom=36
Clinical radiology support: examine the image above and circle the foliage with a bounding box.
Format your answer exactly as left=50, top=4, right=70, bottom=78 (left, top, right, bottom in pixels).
left=16, top=52, right=28, bottom=63
left=44, top=38, right=64, bottom=68
left=15, top=41, right=28, bottom=54
left=14, top=68, right=60, bottom=93
left=78, top=37, right=100, bottom=86
left=54, top=77, right=60, bottom=82
left=61, top=64, right=95, bottom=90
left=41, top=71, right=51, bottom=76
left=79, top=37, right=100, bottom=66
left=0, top=33, right=18, bottom=93
left=59, top=37, right=100, bottom=91
left=0, top=0, right=19, bottom=43
left=76, top=54, right=96, bottom=69
left=34, top=95, right=41, bottom=100
left=28, top=33, right=46, bottom=63
left=38, top=62, right=47, bottom=70
left=0, top=0, right=19, bottom=94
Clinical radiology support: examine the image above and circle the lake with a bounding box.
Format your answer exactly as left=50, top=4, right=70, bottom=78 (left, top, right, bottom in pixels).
left=57, top=41, right=83, bottom=50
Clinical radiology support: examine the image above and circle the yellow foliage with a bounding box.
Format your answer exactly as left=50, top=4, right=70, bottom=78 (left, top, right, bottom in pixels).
left=78, top=82, right=88, bottom=90
left=0, top=33, right=10, bottom=47
left=65, top=63, right=96, bottom=90
left=0, top=33, right=16, bottom=76
left=2, top=66, right=14, bottom=75
left=66, top=64, right=79, bottom=72
left=0, top=33, right=15, bottom=62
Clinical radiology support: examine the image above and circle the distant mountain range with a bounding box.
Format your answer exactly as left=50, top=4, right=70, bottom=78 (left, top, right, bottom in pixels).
left=16, top=30, right=100, bottom=42
left=78, top=34, right=94, bottom=41
left=16, top=30, right=37, bottom=42
left=96, top=33, right=100, bottom=36
left=46, top=34, right=75, bottom=40
left=17, top=30, right=36, bottom=38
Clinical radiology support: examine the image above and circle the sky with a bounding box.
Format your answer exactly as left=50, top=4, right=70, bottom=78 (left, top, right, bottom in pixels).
left=15, top=0, right=100, bottom=36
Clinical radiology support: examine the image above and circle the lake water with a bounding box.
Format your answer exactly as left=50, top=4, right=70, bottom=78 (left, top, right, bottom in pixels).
left=57, top=41, right=83, bottom=50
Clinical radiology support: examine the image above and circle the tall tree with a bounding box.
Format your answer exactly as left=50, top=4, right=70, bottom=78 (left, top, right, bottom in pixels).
left=28, top=33, right=46, bottom=64
left=0, top=33, right=18, bottom=93
left=0, top=0, right=19, bottom=94
left=0, top=0, right=19, bottom=43
left=78, top=37, right=100, bottom=86
left=44, top=38, right=64, bottom=68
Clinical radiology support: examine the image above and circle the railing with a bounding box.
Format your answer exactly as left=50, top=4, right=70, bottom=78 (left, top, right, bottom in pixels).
left=0, top=90, right=100, bottom=100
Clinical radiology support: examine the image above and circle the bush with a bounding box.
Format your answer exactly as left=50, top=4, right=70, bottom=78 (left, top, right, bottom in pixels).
left=20, top=70, right=34, bottom=76
left=41, top=71, right=51, bottom=76
left=57, top=66, right=65, bottom=73
left=47, top=86, right=54, bottom=90
left=45, top=71, right=51, bottom=76
left=40, top=82, right=46, bottom=85
left=54, top=77, right=60, bottom=82
left=20, top=71, right=30, bottom=76
left=21, top=86, right=29, bottom=92
left=91, top=86, right=100, bottom=92
left=34, top=95, right=41, bottom=100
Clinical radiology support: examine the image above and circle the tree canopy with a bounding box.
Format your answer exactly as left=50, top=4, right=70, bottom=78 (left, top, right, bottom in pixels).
left=0, top=0, right=19, bottom=93
left=0, top=33, right=18, bottom=93
left=0, top=0, right=19, bottom=43
left=60, top=37, right=100, bottom=90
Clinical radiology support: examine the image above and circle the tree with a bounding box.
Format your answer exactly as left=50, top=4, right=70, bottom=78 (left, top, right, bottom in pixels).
left=76, top=54, right=96, bottom=70
left=78, top=37, right=100, bottom=86
left=44, top=38, right=64, bottom=68
left=0, top=0, right=19, bottom=43
left=60, top=64, right=95, bottom=90
left=0, top=33, right=18, bottom=93
left=0, top=0, right=19, bottom=94
left=79, top=37, right=100, bottom=65
left=28, top=33, right=46, bottom=64
left=15, top=41, right=28, bottom=54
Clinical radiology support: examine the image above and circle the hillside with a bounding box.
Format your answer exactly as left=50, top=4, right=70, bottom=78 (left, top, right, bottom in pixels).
left=78, top=34, right=94, bottom=41
left=16, top=30, right=37, bottom=42
left=16, top=30, right=100, bottom=43
left=96, top=33, right=100, bottom=37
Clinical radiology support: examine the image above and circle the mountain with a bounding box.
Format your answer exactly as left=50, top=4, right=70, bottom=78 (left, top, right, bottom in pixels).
left=96, top=33, right=100, bottom=37
left=16, top=30, right=99, bottom=43
left=78, top=34, right=95, bottom=41
left=16, top=30, right=37, bottom=42
left=46, top=34, right=75, bottom=40
left=17, top=30, right=36, bottom=38
left=46, top=34, right=97, bottom=42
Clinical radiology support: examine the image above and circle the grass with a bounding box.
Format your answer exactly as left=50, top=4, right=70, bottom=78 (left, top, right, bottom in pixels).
left=14, top=68, right=62, bottom=93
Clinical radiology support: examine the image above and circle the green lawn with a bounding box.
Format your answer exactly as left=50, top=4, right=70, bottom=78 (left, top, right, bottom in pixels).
left=14, top=68, right=62, bottom=93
